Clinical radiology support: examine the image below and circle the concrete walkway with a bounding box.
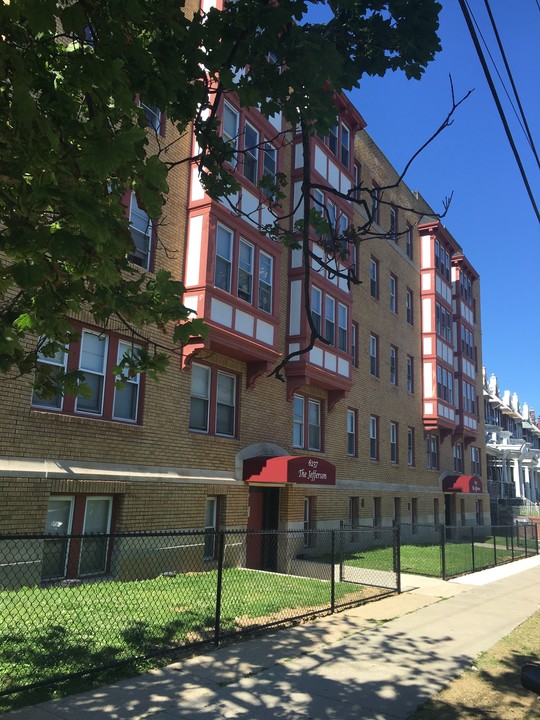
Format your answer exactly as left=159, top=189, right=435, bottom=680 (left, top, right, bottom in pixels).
left=5, top=555, right=540, bottom=720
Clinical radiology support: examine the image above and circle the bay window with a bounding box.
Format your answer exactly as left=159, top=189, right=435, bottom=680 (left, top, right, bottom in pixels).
left=293, top=395, right=322, bottom=451
left=258, top=252, right=273, bottom=313
left=243, top=122, right=259, bottom=183
left=215, top=224, right=233, bottom=292
left=238, top=239, right=254, bottom=302
left=222, top=102, right=239, bottom=166
left=338, top=304, right=348, bottom=352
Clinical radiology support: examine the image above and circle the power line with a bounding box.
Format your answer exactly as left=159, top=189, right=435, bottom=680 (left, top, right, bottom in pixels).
left=458, top=0, right=540, bottom=223
left=483, top=0, right=540, bottom=168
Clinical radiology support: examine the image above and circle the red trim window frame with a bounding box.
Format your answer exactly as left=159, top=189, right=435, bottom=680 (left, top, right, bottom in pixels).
left=213, top=220, right=277, bottom=317
left=220, top=99, right=280, bottom=198
left=323, top=120, right=352, bottom=171
left=293, top=394, right=323, bottom=452
left=188, top=362, right=239, bottom=438
left=32, top=327, right=144, bottom=424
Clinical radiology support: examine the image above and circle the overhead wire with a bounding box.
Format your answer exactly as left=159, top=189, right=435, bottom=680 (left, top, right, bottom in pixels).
left=483, top=0, right=540, bottom=168
left=457, top=0, right=540, bottom=223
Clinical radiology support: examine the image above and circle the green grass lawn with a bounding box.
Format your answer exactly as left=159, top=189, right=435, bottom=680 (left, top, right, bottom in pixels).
left=0, top=568, right=362, bottom=696
left=341, top=541, right=516, bottom=577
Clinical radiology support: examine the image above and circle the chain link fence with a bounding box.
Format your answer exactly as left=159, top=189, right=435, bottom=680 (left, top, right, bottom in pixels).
left=392, top=522, right=539, bottom=579
left=0, top=527, right=398, bottom=696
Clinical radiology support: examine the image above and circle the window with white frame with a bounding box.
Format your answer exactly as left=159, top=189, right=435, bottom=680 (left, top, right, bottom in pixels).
left=471, top=446, right=481, bottom=475
left=406, top=223, right=413, bottom=259
left=215, top=224, right=233, bottom=292
left=406, top=288, right=413, bottom=325
left=369, top=415, right=379, bottom=460
left=338, top=304, right=348, bottom=352
left=347, top=409, right=357, bottom=457
left=389, top=206, right=398, bottom=243
left=426, top=433, right=439, bottom=470
left=32, top=330, right=142, bottom=423
left=262, top=142, right=277, bottom=197
left=238, top=238, right=254, bottom=303
left=128, top=192, right=153, bottom=270
left=137, top=99, right=162, bottom=133
left=453, top=442, right=464, bottom=473
left=371, top=185, right=380, bottom=224
left=325, top=295, right=335, bottom=344
left=407, top=427, right=415, bottom=466
left=222, top=102, right=239, bottom=166
left=293, top=395, right=322, bottom=451
left=390, top=274, right=397, bottom=313
left=390, top=422, right=398, bottom=463
left=370, top=257, right=379, bottom=298
left=311, top=286, right=322, bottom=334
left=370, top=334, right=378, bottom=376
left=328, top=124, right=338, bottom=155
left=214, top=223, right=275, bottom=314
left=243, top=122, right=259, bottom=184
left=341, top=124, right=350, bottom=167
left=437, top=365, right=453, bottom=404
left=351, top=322, right=359, bottom=368
left=390, top=345, right=398, bottom=386
left=189, top=364, right=237, bottom=437
left=407, top=355, right=414, bottom=393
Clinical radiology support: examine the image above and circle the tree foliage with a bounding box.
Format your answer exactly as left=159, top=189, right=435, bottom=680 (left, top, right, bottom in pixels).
left=0, top=0, right=442, bottom=396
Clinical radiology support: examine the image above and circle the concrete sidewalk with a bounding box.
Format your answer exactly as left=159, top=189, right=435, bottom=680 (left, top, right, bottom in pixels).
left=5, top=555, right=540, bottom=720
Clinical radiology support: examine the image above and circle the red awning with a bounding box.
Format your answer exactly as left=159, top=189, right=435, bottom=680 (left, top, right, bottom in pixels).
left=243, top=456, right=336, bottom=486
left=443, top=475, right=483, bottom=494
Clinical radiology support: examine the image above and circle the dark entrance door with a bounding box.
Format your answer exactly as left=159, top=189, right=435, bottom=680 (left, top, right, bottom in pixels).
left=444, top=494, right=455, bottom=538
left=247, top=487, right=280, bottom=570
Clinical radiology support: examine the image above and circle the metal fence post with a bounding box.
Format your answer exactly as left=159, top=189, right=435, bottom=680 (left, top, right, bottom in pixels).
left=536, top=523, right=539, bottom=556
left=525, top=525, right=529, bottom=558
left=471, top=527, right=475, bottom=573
left=330, top=530, right=336, bottom=613
left=393, top=522, right=401, bottom=593
left=511, top=524, right=515, bottom=561
left=214, top=529, right=225, bottom=647
left=440, top=524, right=446, bottom=580
left=493, top=529, right=497, bottom=567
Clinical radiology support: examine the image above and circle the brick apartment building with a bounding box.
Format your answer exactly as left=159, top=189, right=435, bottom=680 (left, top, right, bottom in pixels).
left=0, top=3, right=489, bottom=583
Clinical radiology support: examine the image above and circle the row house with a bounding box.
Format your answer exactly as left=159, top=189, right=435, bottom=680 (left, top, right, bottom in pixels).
left=483, top=370, right=540, bottom=521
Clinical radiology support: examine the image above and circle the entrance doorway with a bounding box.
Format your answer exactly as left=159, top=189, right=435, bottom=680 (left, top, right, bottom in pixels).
left=247, top=487, right=280, bottom=570
left=444, top=494, right=456, bottom=537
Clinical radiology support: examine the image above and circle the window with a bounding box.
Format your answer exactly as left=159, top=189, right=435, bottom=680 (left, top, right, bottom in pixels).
left=328, top=124, right=338, bottom=155
left=32, top=343, right=67, bottom=410
left=258, top=252, right=273, bottom=313
left=462, top=381, right=477, bottom=415
left=390, top=345, right=398, bottom=386
left=338, top=304, right=348, bottom=352
left=243, top=122, right=259, bottom=184
left=460, top=271, right=473, bottom=304
left=215, top=224, right=233, bottom=292
left=390, top=206, right=398, bottom=243
left=347, top=409, right=357, bottom=457
left=407, top=427, right=415, bottom=466
left=433, top=498, right=440, bottom=526
left=370, top=334, right=378, bottom=377
left=406, top=288, right=413, bottom=325
left=370, top=257, right=379, bottom=298
left=406, top=223, right=413, bottom=259
left=426, top=433, right=439, bottom=470
left=214, top=223, right=275, bottom=314
left=204, top=497, right=219, bottom=560
left=351, top=322, right=359, bottom=368
left=137, top=99, right=162, bottom=133
left=222, top=102, right=239, bottom=167
left=437, top=365, right=453, bottom=404
left=262, top=142, right=277, bottom=197
left=390, top=422, right=398, bottom=464
left=238, top=239, right=254, bottom=302
left=435, top=239, right=451, bottom=281
left=303, top=496, right=313, bottom=547
left=32, top=330, right=143, bottom=423
left=128, top=192, right=153, bottom=269
left=435, top=302, right=452, bottom=343
left=349, top=497, right=359, bottom=537
left=407, top=355, right=414, bottom=393
left=325, top=295, right=335, bottom=344
left=369, top=415, right=379, bottom=460
left=471, top=446, right=482, bottom=475
left=189, top=364, right=237, bottom=437
left=294, top=395, right=322, bottom=451
left=389, top=274, right=397, bottom=313
left=43, top=495, right=113, bottom=581
left=341, top=124, right=350, bottom=167
left=352, top=162, right=361, bottom=201
left=461, top=326, right=475, bottom=360
left=453, top=442, right=464, bottom=473
left=311, top=286, right=322, bottom=334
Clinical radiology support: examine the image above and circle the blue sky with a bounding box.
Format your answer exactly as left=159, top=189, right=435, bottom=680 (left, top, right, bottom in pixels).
left=345, top=0, right=540, bottom=414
